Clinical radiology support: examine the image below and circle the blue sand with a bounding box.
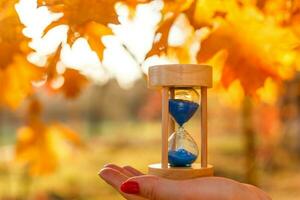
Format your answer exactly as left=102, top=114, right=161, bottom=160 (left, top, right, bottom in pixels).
left=169, top=99, right=199, bottom=126
left=168, top=148, right=197, bottom=167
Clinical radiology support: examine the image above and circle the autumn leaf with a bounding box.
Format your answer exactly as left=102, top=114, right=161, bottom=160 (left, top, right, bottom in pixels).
left=39, top=0, right=150, bottom=60
left=40, top=0, right=119, bottom=26
left=43, top=45, right=88, bottom=99
left=260, top=0, right=300, bottom=42
left=58, top=69, right=88, bottom=98
left=162, top=0, right=195, bottom=14
left=256, top=78, right=280, bottom=105
left=80, top=22, right=113, bottom=60
left=16, top=121, right=81, bottom=175
left=0, top=0, right=24, bottom=69
left=46, top=44, right=62, bottom=81
left=15, top=98, right=81, bottom=176
left=146, top=0, right=197, bottom=58
left=38, top=0, right=116, bottom=61
left=167, top=14, right=200, bottom=63
left=192, top=0, right=229, bottom=27
left=145, top=0, right=299, bottom=98
left=0, top=0, right=44, bottom=109
left=0, top=55, right=43, bottom=109
left=197, top=0, right=300, bottom=95
left=146, top=15, right=176, bottom=58
left=291, top=2, right=300, bottom=38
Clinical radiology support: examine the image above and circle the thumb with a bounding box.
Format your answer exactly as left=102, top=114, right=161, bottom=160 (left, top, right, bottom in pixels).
left=120, top=175, right=183, bottom=200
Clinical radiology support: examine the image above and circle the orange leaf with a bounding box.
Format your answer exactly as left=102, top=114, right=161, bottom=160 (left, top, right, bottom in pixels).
left=197, top=1, right=299, bottom=95
left=167, top=14, right=200, bottom=63
left=0, top=55, right=43, bottom=109
left=16, top=98, right=81, bottom=176
left=16, top=121, right=81, bottom=176
left=163, top=0, right=195, bottom=14
left=39, top=0, right=121, bottom=61
left=198, top=25, right=279, bottom=95
left=48, top=123, right=82, bottom=146
left=59, top=69, right=88, bottom=98
left=146, top=0, right=196, bottom=59
left=146, top=16, right=176, bottom=58
left=46, top=44, right=62, bottom=80
left=82, top=22, right=113, bottom=60
left=42, top=17, right=67, bottom=37
left=0, top=0, right=26, bottom=69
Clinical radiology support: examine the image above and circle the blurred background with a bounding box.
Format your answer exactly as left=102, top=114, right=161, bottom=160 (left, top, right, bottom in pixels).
left=1, top=0, right=300, bottom=199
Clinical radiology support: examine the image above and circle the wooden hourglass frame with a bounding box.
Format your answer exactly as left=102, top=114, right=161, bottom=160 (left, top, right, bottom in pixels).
left=147, top=64, right=214, bottom=180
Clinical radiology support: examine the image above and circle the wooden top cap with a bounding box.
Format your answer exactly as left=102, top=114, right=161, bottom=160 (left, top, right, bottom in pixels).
left=148, top=64, right=212, bottom=88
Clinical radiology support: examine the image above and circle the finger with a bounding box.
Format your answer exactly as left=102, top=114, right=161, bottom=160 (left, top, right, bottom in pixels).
left=104, top=164, right=136, bottom=177
left=99, top=168, right=147, bottom=200
left=121, top=175, right=182, bottom=200
left=99, top=167, right=128, bottom=189
left=123, top=165, right=144, bottom=176
left=243, top=184, right=272, bottom=200
left=182, top=177, right=256, bottom=200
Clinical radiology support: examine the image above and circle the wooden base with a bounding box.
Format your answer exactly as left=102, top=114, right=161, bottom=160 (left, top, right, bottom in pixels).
left=148, top=163, right=214, bottom=180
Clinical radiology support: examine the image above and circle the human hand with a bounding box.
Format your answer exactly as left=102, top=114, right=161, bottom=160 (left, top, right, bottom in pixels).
left=99, top=164, right=271, bottom=200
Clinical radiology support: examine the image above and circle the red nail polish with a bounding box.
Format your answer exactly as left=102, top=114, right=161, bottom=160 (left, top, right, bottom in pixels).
left=120, top=181, right=140, bottom=194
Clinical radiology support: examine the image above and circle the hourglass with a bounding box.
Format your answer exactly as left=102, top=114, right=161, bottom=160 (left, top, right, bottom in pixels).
left=148, top=64, right=214, bottom=180
left=168, top=88, right=199, bottom=167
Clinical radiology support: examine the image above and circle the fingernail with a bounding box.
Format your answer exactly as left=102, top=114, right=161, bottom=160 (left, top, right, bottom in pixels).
left=120, top=181, right=140, bottom=194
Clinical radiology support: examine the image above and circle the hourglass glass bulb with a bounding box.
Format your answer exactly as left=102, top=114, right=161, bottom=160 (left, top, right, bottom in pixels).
left=169, top=88, right=199, bottom=126
left=174, top=88, right=199, bottom=103
left=168, top=88, right=199, bottom=167
left=168, top=127, right=198, bottom=167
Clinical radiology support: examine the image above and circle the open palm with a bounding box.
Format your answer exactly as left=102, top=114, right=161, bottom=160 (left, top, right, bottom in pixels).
left=99, top=164, right=271, bottom=200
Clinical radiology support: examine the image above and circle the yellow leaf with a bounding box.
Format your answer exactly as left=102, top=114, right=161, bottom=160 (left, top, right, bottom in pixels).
left=256, top=78, right=279, bottom=105
left=146, top=16, right=176, bottom=58
left=193, top=0, right=228, bottom=27
left=197, top=0, right=300, bottom=95
left=206, top=49, right=228, bottom=84
left=0, top=0, right=27, bottom=69
left=218, top=80, right=245, bottom=109
left=0, top=0, right=41, bottom=108
left=83, top=22, right=113, bottom=60
left=0, top=55, right=43, bottom=109
left=47, top=69, right=88, bottom=98
left=167, top=14, right=201, bottom=63
left=15, top=99, right=81, bottom=176
left=163, top=0, right=195, bottom=14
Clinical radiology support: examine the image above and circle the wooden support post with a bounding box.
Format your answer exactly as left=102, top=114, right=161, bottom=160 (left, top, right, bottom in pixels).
left=169, top=88, right=175, bottom=136
left=162, top=87, right=169, bottom=168
left=201, top=87, right=208, bottom=168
